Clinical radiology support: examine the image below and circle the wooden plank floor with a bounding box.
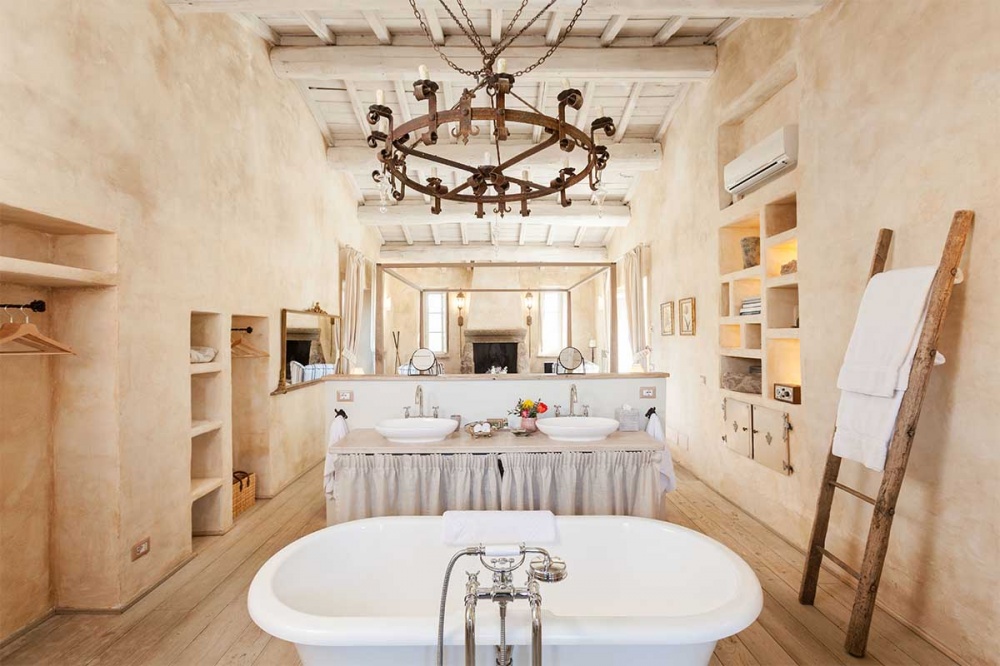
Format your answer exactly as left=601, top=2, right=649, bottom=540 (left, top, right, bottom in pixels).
left=0, top=463, right=956, bottom=666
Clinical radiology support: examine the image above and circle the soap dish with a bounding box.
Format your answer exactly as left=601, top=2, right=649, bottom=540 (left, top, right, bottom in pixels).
left=465, top=421, right=494, bottom=438
left=510, top=429, right=532, bottom=437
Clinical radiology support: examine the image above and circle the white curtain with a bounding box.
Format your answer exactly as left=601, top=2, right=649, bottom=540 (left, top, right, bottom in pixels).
left=340, top=248, right=367, bottom=373
left=330, top=453, right=501, bottom=523
left=499, top=451, right=662, bottom=519
left=621, top=246, right=647, bottom=368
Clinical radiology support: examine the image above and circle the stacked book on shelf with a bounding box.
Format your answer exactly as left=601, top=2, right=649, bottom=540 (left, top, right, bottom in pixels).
left=739, top=297, right=762, bottom=316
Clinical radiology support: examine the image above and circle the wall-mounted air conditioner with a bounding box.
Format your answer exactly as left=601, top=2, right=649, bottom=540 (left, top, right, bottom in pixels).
left=724, top=125, right=798, bottom=197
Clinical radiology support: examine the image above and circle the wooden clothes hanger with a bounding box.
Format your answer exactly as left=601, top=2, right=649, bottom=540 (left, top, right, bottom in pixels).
left=0, top=305, right=75, bottom=356
left=230, top=333, right=268, bottom=358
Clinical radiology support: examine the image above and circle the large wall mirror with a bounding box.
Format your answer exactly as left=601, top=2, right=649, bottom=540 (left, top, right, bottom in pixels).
left=375, top=262, right=640, bottom=376
left=275, top=305, right=341, bottom=393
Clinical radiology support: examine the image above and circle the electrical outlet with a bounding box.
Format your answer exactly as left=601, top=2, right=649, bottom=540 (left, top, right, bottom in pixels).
left=639, top=386, right=656, bottom=399
left=337, top=390, right=354, bottom=402
left=131, top=537, right=150, bottom=561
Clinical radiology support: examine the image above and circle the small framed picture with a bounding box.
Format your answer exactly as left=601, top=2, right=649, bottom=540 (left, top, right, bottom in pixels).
left=679, top=297, right=696, bottom=336
left=660, top=302, right=675, bottom=336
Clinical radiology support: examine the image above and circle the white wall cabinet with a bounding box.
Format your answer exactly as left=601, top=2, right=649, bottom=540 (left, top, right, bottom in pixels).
left=722, top=398, right=792, bottom=474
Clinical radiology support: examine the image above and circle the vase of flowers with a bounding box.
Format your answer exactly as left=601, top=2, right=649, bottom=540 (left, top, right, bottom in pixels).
left=515, top=398, right=548, bottom=432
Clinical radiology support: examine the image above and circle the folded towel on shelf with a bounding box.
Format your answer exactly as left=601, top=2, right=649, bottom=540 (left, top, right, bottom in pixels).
left=323, top=415, right=350, bottom=498
left=645, top=412, right=676, bottom=493
left=190, top=346, right=217, bottom=363
left=442, top=510, right=556, bottom=546
left=832, top=266, right=942, bottom=472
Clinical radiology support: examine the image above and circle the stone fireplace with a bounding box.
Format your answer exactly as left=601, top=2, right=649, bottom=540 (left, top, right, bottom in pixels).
left=460, top=328, right=529, bottom=374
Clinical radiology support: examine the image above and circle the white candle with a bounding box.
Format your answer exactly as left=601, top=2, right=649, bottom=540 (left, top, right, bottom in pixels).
left=497, top=58, right=507, bottom=73
left=598, top=105, right=606, bottom=118
left=562, top=156, right=570, bottom=169
left=484, top=151, right=492, bottom=165
left=418, top=64, right=429, bottom=80
left=521, top=169, right=530, bottom=180
left=375, top=89, right=384, bottom=105
left=562, top=78, right=571, bottom=90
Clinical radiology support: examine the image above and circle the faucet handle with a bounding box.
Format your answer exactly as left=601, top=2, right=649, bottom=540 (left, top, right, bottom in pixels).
left=582, top=405, right=590, bottom=417
left=403, top=406, right=411, bottom=418
left=553, top=405, right=562, bottom=417
left=432, top=406, right=440, bottom=418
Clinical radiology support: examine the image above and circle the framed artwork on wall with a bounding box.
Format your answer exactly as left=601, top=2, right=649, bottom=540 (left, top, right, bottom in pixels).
left=660, top=302, right=674, bottom=336
left=679, top=297, right=696, bottom=336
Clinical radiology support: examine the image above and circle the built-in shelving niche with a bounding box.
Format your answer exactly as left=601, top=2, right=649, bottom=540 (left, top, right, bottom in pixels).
left=190, top=311, right=232, bottom=536
left=718, top=183, right=801, bottom=410
left=231, top=314, right=269, bottom=508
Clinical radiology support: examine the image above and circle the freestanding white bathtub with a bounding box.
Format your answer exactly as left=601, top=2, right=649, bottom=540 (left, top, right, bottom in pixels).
left=248, top=515, right=762, bottom=666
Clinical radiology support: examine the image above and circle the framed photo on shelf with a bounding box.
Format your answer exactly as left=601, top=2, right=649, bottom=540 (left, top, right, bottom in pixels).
left=660, top=302, right=675, bottom=336
left=679, top=297, right=696, bottom=336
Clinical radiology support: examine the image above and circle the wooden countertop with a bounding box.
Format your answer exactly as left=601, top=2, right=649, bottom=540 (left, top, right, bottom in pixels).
left=329, top=428, right=663, bottom=454
left=323, top=372, right=669, bottom=382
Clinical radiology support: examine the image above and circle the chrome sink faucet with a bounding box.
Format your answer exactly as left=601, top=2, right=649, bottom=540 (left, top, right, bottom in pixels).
left=415, top=384, right=425, bottom=418
left=569, top=383, right=578, bottom=417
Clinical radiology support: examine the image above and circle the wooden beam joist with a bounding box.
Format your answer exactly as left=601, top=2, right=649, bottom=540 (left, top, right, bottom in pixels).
left=378, top=244, right=609, bottom=262
left=615, top=82, right=643, bottom=142
left=327, top=141, right=661, bottom=173
left=300, top=10, right=334, bottom=44
left=361, top=202, right=630, bottom=227
left=230, top=13, right=277, bottom=44
left=544, top=11, right=564, bottom=46
left=272, top=45, right=716, bottom=82
left=167, top=0, right=827, bottom=20
left=654, top=82, right=690, bottom=140
left=706, top=17, right=746, bottom=44
left=653, top=16, right=687, bottom=45
left=361, top=10, right=391, bottom=45
left=600, top=15, right=629, bottom=47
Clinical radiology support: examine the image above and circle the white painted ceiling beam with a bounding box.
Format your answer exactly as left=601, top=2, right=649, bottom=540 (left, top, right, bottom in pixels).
left=490, top=9, right=503, bottom=45
left=600, top=15, right=629, bottom=47
left=574, top=81, right=596, bottom=130
left=705, top=17, right=746, bottom=44
left=342, top=80, right=373, bottom=140
left=544, top=11, right=564, bottom=46
left=546, top=225, right=556, bottom=246
left=419, top=4, right=445, bottom=45
left=230, top=13, right=277, bottom=44
left=393, top=80, right=413, bottom=122
left=360, top=202, right=630, bottom=227
left=573, top=227, right=587, bottom=247
left=654, top=82, right=690, bottom=140
left=271, top=45, right=716, bottom=82
left=361, top=10, right=391, bottom=45
left=614, top=82, right=643, bottom=143
left=653, top=16, right=687, bottom=46
left=299, top=11, right=334, bottom=44
left=531, top=81, right=548, bottom=143
left=378, top=244, right=609, bottom=262
left=167, top=0, right=828, bottom=20
left=327, top=141, right=661, bottom=173
left=400, top=225, right=414, bottom=245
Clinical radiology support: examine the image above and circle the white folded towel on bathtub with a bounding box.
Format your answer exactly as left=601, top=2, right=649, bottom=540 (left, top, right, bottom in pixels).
left=442, top=510, right=556, bottom=546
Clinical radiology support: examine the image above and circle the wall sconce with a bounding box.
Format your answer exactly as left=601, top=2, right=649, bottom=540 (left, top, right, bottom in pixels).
left=524, top=291, right=535, bottom=327
left=456, top=291, right=466, bottom=327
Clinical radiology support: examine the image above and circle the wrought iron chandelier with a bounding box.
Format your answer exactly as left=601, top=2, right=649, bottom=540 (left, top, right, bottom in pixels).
left=367, top=0, right=615, bottom=222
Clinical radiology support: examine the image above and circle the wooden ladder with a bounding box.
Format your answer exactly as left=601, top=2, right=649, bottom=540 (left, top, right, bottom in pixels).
left=798, top=210, right=974, bottom=657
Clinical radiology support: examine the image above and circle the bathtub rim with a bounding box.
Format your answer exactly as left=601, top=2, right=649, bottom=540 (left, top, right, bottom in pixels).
left=248, top=514, right=763, bottom=647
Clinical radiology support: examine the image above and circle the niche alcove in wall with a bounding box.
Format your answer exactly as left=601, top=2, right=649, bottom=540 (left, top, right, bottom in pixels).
left=190, top=311, right=231, bottom=535
left=231, top=314, right=269, bottom=506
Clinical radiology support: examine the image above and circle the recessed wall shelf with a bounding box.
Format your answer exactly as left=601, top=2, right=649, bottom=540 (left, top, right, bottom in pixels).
left=0, top=257, right=117, bottom=289
left=190, top=362, right=223, bottom=375
left=190, top=477, right=224, bottom=503
left=190, top=419, right=223, bottom=438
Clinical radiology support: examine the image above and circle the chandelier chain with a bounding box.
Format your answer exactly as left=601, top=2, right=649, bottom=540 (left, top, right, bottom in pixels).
left=408, top=0, right=587, bottom=79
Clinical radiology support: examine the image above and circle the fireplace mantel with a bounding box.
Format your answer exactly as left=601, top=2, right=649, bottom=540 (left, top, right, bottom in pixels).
left=461, top=329, right=529, bottom=373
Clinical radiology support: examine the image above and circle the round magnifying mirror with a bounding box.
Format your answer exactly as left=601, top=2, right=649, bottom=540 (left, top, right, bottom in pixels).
left=410, top=347, right=438, bottom=373
left=557, top=346, right=584, bottom=372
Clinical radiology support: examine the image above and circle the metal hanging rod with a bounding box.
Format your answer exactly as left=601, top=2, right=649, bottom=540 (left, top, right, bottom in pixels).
left=231, top=326, right=253, bottom=333
left=0, top=300, right=46, bottom=313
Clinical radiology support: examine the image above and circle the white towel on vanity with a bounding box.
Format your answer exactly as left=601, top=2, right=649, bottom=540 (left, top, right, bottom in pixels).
left=645, top=412, right=676, bottom=493
left=324, top=415, right=350, bottom=498
left=442, top=510, right=556, bottom=546
left=832, top=266, right=942, bottom=472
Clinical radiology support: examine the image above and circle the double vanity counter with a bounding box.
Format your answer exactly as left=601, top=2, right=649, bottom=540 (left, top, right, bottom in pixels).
left=329, top=427, right=664, bottom=454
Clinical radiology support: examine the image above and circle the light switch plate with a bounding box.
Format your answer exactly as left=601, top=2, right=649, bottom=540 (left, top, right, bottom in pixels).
left=640, top=386, right=656, bottom=399
left=131, top=537, right=150, bottom=561
left=337, top=390, right=354, bottom=402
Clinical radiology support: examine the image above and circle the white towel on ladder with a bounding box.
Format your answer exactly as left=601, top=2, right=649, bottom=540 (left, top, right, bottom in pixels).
left=832, top=266, right=942, bottom=471
left=324, top=415, right=349, bottom=498
left=645, top=412, right=676, bottom=492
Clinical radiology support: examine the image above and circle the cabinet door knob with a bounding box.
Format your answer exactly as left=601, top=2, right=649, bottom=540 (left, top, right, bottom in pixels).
left=742, top=427, right=748, bottom=432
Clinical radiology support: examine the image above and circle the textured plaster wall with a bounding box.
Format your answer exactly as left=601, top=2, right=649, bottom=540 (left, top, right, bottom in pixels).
left=0, top=0, right=374, bottom=640
left=612, top=1, right=999, bottom=662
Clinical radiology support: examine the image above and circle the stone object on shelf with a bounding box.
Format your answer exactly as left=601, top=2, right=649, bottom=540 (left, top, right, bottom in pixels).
left=741, top=236, right=761, bottom=269
left=780, top=259, right=798, bottom=275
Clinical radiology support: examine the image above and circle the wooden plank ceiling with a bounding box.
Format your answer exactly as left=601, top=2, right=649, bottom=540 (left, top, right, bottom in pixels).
left=165, top=0, right=826, bottom=257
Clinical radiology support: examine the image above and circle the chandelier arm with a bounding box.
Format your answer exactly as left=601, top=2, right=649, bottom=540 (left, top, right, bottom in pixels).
left=395, top=143, right=480, bottom=175
left=495, top=134, right=561, bottom=173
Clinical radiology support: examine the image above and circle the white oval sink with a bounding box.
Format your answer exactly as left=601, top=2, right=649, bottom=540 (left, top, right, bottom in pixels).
left=375, top=417, right=458, bottom=444
left=536, top=416, right=620, bottom=442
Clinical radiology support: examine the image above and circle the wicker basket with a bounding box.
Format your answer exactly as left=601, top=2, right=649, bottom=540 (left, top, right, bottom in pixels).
left=232, top=471, right=256, bottom=519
